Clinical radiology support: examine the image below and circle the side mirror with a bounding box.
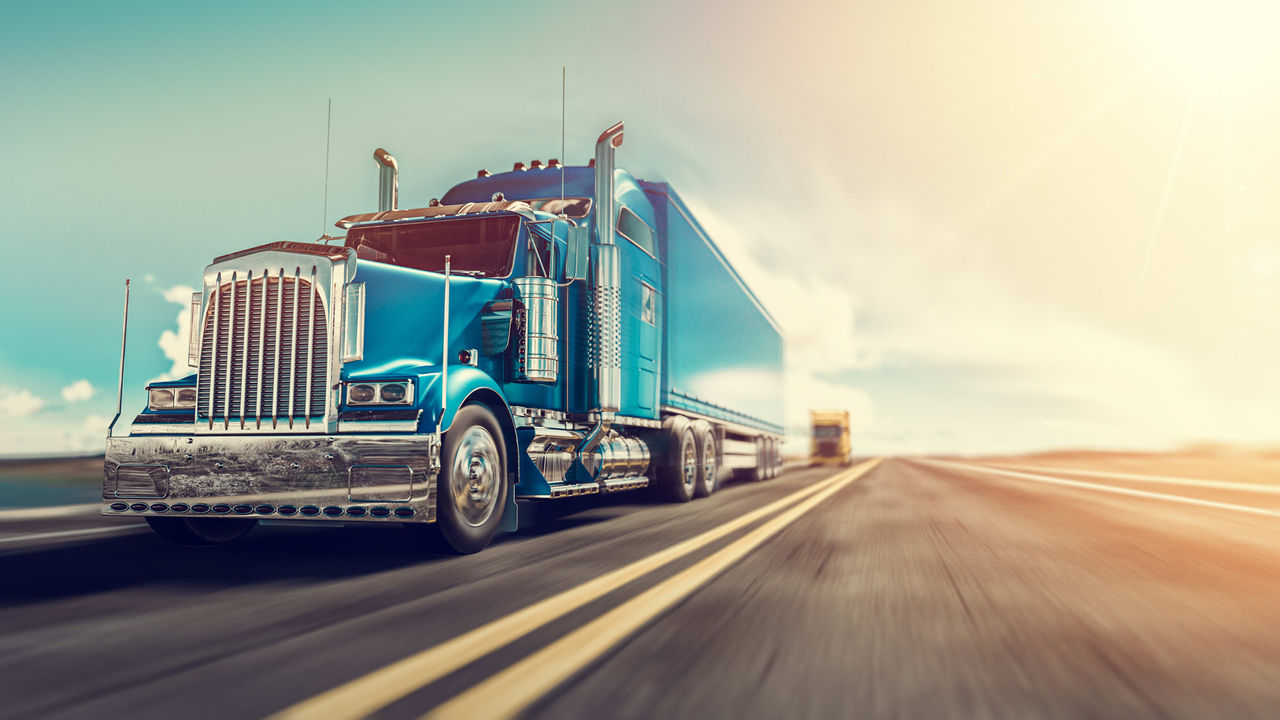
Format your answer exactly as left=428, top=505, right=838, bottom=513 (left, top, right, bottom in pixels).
left=565, top=223, right=589, bottom=281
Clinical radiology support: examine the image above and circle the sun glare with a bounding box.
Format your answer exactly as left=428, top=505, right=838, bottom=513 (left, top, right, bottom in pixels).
left=1140, top=0, right=1280, bottom=81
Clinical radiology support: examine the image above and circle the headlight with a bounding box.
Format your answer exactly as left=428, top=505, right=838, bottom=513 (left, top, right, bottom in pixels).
left=379, top=383, right=407, bottom=403
left=148, top=387, right=197, bottom=411
left=348, top=384, right=376, bottom=403
left=344, top=380, right=413, bottom=406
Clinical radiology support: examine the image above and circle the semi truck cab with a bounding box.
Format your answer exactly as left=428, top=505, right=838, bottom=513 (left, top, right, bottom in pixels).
left=104, top=122, right=785, bottom=554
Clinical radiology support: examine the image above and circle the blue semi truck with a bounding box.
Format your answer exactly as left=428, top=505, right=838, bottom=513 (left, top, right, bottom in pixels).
left=103, top=122, right=785, bottom=553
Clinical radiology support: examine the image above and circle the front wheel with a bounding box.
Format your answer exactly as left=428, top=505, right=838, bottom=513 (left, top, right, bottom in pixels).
left=435, top=404, right=509, bottom=555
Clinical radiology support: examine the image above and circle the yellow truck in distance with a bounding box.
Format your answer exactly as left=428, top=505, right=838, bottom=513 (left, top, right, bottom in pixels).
left=810, top=409, right=852, bottom=466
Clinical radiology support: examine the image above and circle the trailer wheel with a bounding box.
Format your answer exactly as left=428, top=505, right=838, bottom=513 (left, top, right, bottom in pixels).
left=692, top=422, right=717, bottom=498
left=146, top=517, right=255, bottom=546
left=656, top=423, right=697, bottom=503
left=435, top=404, right=508, bottom=554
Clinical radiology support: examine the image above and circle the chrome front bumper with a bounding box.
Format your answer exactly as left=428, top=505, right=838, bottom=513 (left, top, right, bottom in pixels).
left=103, top=434, right=440, bottom=523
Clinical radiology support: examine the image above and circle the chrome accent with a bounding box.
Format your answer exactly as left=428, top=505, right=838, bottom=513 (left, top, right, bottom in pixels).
left=589, top=412, right=660, bottom=429
left=439, top=256, right=450, bottom=439
left=342, top=380, right=414, bottom=406
left=375, top=148, right=398, bottom=211
left=207, top=272, right=220, bottom=429
left=338, top=418, right=420, bottom=433
left=239, top=270, right=252, bottom=428
left=526, top=427, right=580, bottom=485
left=583, top=432, right=650, bottom=481
left=288, top=267, right=300, bottom=429
left=187, top=291, right=202, bottom=367
left=103, top=434, right=439, bottom=522
left=581, top=121, right=625, bottom=459
left=512, top=276, right=559, bottom=383
left=109, top=279, right=130, bottom=439
left=305, top=265, right=317, bottom=427
left=196, top=249, right=343, bottom=434
left=447, top=425, right=502, bottom=527
left=601, top=475, right=649, bottom=493
left=342, top=282, right=365, bottom=362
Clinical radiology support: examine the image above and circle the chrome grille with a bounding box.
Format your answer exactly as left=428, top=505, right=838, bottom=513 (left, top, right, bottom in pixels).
left=197, top=269, right=328, bottom=429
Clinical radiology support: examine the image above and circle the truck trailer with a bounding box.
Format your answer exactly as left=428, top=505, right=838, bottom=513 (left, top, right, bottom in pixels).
left=103, top=122, right=785, bottom=554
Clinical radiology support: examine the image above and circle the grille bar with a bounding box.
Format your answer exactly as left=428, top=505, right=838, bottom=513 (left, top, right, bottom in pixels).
left=197, top=269, right=328, bottom=430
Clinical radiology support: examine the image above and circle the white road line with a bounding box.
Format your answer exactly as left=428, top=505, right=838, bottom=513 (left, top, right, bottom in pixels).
left=930, top=460, right=1280, bottom=519
left=424, top=459, right=882, bottom=720
left=0, top=525, right=147, bottom=545
left=990, top=463, right=1280, bottom=495
left=0, top=503, right=101, bottom=521
left=271, top=459, right=882, bottom=720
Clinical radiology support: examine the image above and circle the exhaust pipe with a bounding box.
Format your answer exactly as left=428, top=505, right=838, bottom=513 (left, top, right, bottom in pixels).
left=580, top=122, right=624, bottom=459
left=374, top=148, right=398, bottom=211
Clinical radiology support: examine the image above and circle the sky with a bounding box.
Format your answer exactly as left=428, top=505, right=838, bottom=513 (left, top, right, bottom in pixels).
left=2, top=0, right=1279, bottom=456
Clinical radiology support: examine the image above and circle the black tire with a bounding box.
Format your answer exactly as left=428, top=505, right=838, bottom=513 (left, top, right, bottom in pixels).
left=434, top=404, right=509, bottom=555
left=146, top=516, right=255, bottom=546
left=692, top=421, right=718, bottom=498
left=656, top=419, right=697, bottom=503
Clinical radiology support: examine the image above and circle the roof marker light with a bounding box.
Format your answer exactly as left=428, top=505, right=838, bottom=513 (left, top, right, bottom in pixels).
left=477, top=169, right=491, bottom=178
left=530, top=159, right=543, bottom=169
left=513, top=162, right=527, bottom=171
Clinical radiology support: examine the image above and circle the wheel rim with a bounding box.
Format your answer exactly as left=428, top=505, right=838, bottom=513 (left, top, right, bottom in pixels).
left=682, top=438, right=697, bottom=493
left=703, top=433, right=717, bottom=489
left=450, top=425, right=501, bottom=527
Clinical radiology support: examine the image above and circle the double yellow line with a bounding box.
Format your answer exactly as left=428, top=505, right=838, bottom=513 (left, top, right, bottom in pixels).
left=274, top=458, right=882, bottom=720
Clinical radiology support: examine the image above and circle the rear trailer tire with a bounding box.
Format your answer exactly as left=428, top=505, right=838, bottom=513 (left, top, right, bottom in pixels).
left=656, top=424, right=697, bottom=503
left=692, top=423, right=718, bottom=498
left=435, top=404, right=509, bottom=555
left=146, top=517, right=255, bottom=546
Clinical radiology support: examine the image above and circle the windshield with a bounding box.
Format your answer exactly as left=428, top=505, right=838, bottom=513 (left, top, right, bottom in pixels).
left=813, top=425, right=843, bottom=440
left=345, top=215, right=520, bottom=277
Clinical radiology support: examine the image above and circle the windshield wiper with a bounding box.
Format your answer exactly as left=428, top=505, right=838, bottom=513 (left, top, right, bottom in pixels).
left=448, top=269, right=487, bottom=277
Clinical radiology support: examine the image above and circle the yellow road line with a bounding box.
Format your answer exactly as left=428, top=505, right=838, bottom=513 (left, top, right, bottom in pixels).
left=272, top=460, right=879, bottom=720
left=424, top=458, right=882, bottom=720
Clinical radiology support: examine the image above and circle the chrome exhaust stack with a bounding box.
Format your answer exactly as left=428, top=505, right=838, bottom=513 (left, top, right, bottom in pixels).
left=580, top=122, right=624, bottom=458
left=374, top=148, right=398, bottom=211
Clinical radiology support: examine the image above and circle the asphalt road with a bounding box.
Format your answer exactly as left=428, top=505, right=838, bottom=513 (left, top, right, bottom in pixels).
left=2, top=456, right=1280, bottom=719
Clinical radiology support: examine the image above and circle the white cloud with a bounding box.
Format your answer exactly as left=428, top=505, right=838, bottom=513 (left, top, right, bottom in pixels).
left=60, top=379, right=95, bottom=403
left=152, top=284, right=196, bottom=383
left=0, top=387, right=45, bottom=417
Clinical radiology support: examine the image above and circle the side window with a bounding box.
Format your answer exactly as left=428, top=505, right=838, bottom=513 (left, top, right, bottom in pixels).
left=640, top=282, right=656, bottom=325
left=617, top=206, right=655, bottom=257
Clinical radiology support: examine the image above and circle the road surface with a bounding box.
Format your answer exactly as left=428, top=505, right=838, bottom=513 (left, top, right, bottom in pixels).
left=2, top=456, right=1279, bottom=719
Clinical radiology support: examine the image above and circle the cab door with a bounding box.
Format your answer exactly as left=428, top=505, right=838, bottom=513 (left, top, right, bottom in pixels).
left=616, top=206, right=661, bottom=417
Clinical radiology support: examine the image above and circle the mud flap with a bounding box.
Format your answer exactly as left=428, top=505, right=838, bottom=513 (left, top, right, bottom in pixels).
left=500, top=474, right=519, bottom=532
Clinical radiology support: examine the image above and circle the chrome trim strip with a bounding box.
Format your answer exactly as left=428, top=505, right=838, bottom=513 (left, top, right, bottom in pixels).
left=207, top=272, right=221, bottom=430
left=289, top=266, right=300, bottom=429
left=337, top=419, right=420, bottom=433
left=239, top=270, right=252, bottom=429
left=222, top=271, right=236, bottom=430
left=273, top=266, right=283, bottom=428
left=305, top=265, right=317, bottom=427
left=256, top=267, right=267, bottom=428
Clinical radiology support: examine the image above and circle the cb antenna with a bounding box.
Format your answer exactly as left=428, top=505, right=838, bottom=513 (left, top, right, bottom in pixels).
left=319, top=98, right=337, bottom=243
left=561, top=67, right=566, bottom=208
